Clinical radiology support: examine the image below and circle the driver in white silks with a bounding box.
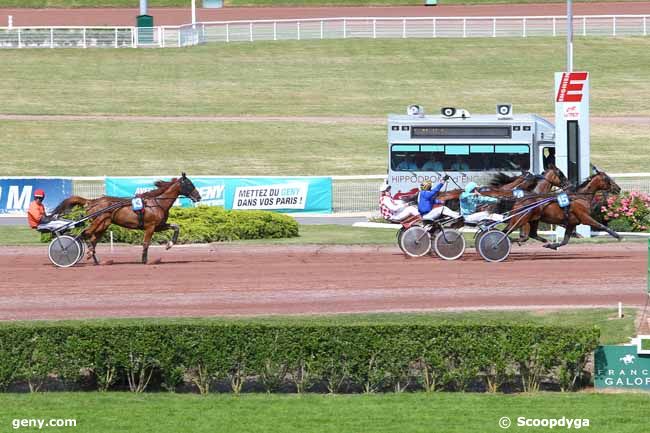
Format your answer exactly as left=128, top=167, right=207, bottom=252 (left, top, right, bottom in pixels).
left=459, top=182, right=504, bottom=224
left=379, top=183, right=420, bottom=222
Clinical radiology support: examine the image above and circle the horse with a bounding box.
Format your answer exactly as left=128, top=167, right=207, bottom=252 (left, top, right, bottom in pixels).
left=503, top=170, right=622, bottom=249
left=52, top=173, right=201, bottom=264
left=438, top=170, right=537, bottom=211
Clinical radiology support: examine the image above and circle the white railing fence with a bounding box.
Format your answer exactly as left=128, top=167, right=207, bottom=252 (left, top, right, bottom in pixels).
left=0, top=15, right=648, bottom=49
left=67, top=173, right=650, bottom=214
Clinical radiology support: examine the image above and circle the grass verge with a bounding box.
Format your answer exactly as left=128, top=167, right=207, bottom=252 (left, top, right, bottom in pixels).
left=0, top=392, right=648, bottom=433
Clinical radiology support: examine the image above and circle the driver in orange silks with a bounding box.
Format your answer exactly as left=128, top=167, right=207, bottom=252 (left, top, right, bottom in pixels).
left=27, top=189, right=69, bottom=232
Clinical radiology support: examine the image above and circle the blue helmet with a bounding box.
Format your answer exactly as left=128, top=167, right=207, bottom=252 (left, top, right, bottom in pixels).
left=464, top=182, right=477, bottom=194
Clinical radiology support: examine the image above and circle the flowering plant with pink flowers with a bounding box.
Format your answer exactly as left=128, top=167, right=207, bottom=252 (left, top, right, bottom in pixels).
left=599, top=191, right=650, bottom=232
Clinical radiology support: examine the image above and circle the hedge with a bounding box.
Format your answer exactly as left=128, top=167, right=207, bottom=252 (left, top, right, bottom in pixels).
left=0, top=323, right=599, bottom=394
left=42, top=206, right=299, bottom=244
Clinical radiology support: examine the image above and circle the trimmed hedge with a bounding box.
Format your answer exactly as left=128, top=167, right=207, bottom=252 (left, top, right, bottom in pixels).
left=0, top=323, right=599, bottom=394
left=42, top=206, right=299, bottom=245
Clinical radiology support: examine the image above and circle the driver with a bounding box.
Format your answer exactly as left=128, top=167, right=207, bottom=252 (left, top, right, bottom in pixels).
left=418, top=177, right=460, bottom=221
left=379, top=183, right=420, bottom=222
left=459, top=182, right=503, bottom=224
left=27, top=189, right=69, bottom=232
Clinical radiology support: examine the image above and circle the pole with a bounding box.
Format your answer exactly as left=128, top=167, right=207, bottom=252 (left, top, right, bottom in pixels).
left=567, top=0, right=573, bottom=71
left=8, top=15, right=12, bottom=29
left=191, top=0, right=196, bottom=26
left=140, top=0, right=147, bottom=16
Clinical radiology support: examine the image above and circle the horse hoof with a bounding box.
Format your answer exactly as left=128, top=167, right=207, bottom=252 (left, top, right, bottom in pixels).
left=166, top=241, right=174, bottom=250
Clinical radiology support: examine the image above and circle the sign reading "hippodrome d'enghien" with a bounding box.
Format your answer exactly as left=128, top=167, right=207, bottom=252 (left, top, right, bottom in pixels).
left=595, top=343, right=650, bottom=390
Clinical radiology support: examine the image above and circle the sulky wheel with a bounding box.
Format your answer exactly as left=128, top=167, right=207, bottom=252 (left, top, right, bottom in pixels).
left=396, top=227, right=406, bottom=253
left=48, top=235, right=83, bottom=268
left=433, top=228, right=466, bottom=261
left=399, top=225, right=431, bottom=257
left=477, top=230, right=512, bottom=262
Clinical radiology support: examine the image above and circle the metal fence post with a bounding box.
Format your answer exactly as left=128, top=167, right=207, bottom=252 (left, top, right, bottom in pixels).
left=523, top=17, right=527, bottom=37
left=373, top=19, right=376, bottom=39
left=17, top=28, right=22, bottom=48
left=249, top=22, right=253, bottom=42
left=114, top=27, right=118, bottom=48
left=158, top=26, right=163, bottom=47
left=343, top=19, right=346, bottom=39
left=613, top=16, right=616, bottom=36
left=297, top=21, right=300, bottom=40
left=463, top=18, right=466, bottom=37
left=50, top=28, right=53, bottom=48
left=583, top=16, right=586, bottom=36
left=493, top=18, right=496, bottom=37
left=273, top=21, right=277, bottom=41
left=83, top=27, right=86, bottom=48
left=226, top=23, right=229, bottom=42
left=433, top=18, right=436, bottom=38
left=178, top=28, right=181, bottom=47
left=644, top=16, right=647, bottom=36
left=320, top=20, right=323, bottom=39
left=402, top=18, right=406, bottom=38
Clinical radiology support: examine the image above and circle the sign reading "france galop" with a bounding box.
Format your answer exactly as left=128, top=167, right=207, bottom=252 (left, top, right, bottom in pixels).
left=595, top=345, right=650, bottom=390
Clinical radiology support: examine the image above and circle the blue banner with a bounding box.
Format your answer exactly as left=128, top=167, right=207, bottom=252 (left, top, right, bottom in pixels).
left=0, top=178, right=73, bottom=215
left=105, top=176, right=332, bottom=214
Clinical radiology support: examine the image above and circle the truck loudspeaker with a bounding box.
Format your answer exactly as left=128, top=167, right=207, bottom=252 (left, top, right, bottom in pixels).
left=441, top=107, right=456, bottom=117
left=496, top=104, right=512, bottom=118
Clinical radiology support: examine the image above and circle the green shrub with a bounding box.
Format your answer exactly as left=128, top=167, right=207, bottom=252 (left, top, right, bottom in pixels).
left=42, top=206, right=299, bottom=245
left=0, top=323, right=599, bottom=393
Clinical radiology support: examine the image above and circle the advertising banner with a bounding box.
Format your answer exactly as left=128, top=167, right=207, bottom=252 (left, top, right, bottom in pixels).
left=105, top=176, right=332, bottom=213
left=0, top=178, right=72, bottom=216
left=594, top=345, right=650, bottom=390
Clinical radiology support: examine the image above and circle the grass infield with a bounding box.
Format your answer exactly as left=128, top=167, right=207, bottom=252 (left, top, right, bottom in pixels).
left=1, top=38, right=649, bottom=175
left=0, top=392, right=648, bottom=433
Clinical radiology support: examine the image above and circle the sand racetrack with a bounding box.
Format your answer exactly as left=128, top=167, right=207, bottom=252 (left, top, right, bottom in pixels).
left=0, top=241, right=646, bottom=321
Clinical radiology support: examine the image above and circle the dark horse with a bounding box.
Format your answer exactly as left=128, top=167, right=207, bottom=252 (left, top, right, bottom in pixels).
left=504, top=170, right=622, bottom=249
left=53, top=173, right=201, bottom=264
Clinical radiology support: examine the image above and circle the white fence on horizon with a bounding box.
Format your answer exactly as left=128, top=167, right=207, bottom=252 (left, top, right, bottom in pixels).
left=0, top=15, right=649, bottom=49
left=65, top=173, right=650, bottom=214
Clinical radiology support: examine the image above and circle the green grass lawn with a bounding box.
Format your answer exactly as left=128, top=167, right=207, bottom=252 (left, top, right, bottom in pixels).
left=2, top=39, right=649, bottom=118
left=0, top=392, right=648, bottom=433
left=1, top=38, right=649, bottom=175
left=0, top=118, right=646, bottom=175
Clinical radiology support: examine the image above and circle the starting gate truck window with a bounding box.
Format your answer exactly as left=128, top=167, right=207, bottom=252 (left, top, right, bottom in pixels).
left=390, top=144, right=530, bottom=172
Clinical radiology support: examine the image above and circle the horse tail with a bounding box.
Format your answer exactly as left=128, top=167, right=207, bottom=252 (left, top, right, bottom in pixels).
left=52, top=195, right=88, bottom=216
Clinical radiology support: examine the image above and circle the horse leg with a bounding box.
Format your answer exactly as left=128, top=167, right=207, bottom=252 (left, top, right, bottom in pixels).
left=528, top=220, right=550, bottom=244
left=142, top=225, right=156, bottom=264
left=86, top=217, right=112, bottom=265
left=157, top=223, right=179, bottom=250
left=544, top=224, right=575, bottom=250
left=576, top=213, right=622, bottom=240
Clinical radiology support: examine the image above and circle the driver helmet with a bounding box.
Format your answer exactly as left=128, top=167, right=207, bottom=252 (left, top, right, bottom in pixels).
left=33, top=189, right=45, bottom=199
left=379, top=183, right=391, bottom=193
left=464, top=182, right=478, bottom=194
left=420, top=180, right=432, bottom=191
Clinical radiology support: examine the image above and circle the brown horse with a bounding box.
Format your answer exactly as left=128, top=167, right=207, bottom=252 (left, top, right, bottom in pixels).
left=504, top=170, right=622, bottom=249
left=53, top=173, right=201, bottom=264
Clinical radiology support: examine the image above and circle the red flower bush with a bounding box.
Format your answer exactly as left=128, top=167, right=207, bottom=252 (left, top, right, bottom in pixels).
left=600, top=191, right=650, bottom=232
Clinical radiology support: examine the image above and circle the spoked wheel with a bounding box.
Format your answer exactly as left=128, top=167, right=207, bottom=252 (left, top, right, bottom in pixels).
left=48, top=235, right=83, bottom=268
left=433, top=228, right=466, bottom=261
left=477, top=230, right=512, bottom=262
left=400, top=225, right=431, bottom=257
left=396, top=227, right=406, bottom=253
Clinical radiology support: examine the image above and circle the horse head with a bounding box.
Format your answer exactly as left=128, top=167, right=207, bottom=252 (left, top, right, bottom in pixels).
left=544, top=165, right=570, bottom=189
left=179, top=173, right=202, bottom=203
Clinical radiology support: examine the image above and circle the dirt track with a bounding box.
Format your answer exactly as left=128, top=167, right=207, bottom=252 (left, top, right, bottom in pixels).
left=0, top=242, right=646, bottom=321
left=2, top=3, right=650, bottom=26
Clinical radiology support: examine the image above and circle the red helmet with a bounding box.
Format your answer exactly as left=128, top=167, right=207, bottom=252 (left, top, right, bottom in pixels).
left=33, top=189, right=45, bottom=198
